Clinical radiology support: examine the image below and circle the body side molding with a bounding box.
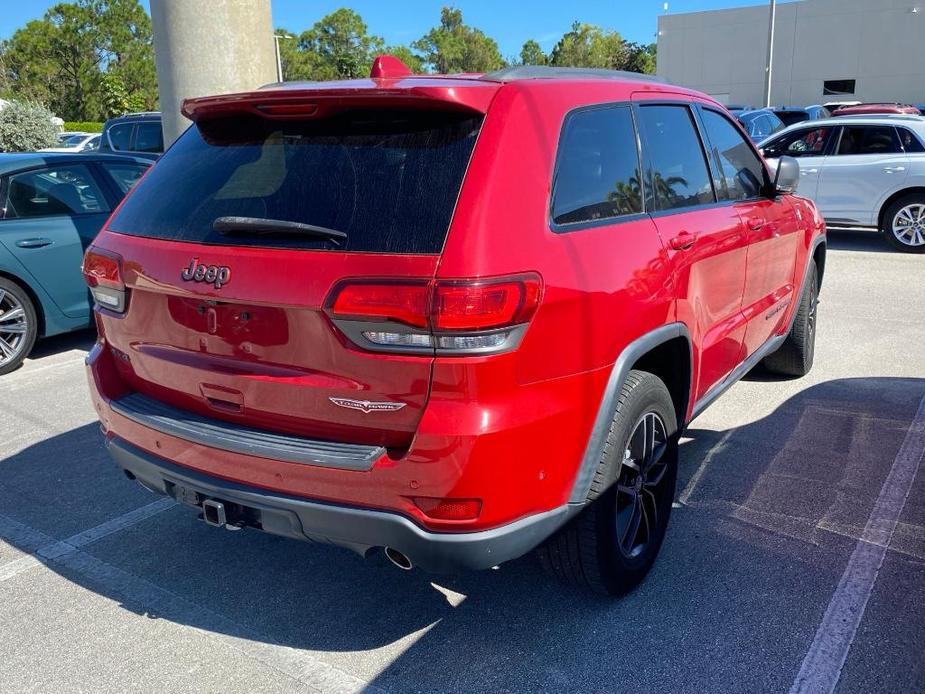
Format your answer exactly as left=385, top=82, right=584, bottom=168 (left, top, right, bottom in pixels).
left=690, top=234, right=826, bottom=421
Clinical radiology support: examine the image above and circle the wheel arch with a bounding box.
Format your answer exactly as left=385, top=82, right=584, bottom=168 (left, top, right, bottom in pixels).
left=812, top=238, right=826, bottom=290
left=877, top=186, right=925, bottom=232
left=568, top=322, right=693, bottom=504
left=0, top=269, right=45, bottom=337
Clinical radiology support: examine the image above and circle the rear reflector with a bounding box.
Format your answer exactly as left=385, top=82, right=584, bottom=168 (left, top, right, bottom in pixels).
left=412, top=497, right=482, bottom=521
left=83, top=247, right=126, bottom=313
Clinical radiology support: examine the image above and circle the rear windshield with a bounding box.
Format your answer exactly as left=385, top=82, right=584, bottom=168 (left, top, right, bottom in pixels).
left=107, top=109, right=482, bottom=254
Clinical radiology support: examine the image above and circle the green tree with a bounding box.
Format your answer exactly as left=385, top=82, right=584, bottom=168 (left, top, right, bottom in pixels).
left=622, top=42, right=656, bottom=74
left=299, top=9, right=385, bottom=80
left=519, top=39, right=547, bottom=66
left=0, top=0, right=156, bottom=120
left=550, top=22, right=627, bottom=69
left=413, top=7, right=504, bottom=74
left=90, top=0, right=157, bottom=109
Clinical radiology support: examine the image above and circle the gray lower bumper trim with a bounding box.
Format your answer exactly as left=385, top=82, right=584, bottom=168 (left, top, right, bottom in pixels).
left=111, top=393, right=384, bottom=471
left=106, top=437, right=574, bottom=573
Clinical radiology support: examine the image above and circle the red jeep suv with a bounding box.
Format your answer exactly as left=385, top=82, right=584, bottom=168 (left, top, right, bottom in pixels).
left=84, top=61, right=825, bottom=595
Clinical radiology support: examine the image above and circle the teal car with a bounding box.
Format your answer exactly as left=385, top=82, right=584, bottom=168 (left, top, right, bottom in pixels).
left=0, top=153, right=151, bottom=374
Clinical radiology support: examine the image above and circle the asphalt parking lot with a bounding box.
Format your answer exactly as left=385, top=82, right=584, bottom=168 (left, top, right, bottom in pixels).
left=1, top=230, right=923, bottom=694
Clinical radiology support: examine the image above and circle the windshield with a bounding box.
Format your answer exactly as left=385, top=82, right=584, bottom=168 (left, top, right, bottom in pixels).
left=107, top=109, right=482, bottom=254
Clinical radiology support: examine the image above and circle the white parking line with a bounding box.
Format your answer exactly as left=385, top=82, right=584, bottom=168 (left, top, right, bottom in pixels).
left=0, top=498, right=176, bottom=582
left=678, top=429, right=733, bottom=506
left=0, top=503, right=379, bottom=693
left=788, top=391, right=925, bottom=694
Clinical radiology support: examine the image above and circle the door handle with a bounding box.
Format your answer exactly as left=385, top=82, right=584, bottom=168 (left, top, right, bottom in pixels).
left=883, top=166, right=906, bottom=173
left=15, top=237, right=53, bottom=249
left=669, top=231, right=696, bottom=251
left=800, top=168, right=819, bottom=175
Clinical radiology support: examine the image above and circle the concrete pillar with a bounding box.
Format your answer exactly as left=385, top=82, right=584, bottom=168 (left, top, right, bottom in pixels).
left=150, top=0, right=277, bottom=146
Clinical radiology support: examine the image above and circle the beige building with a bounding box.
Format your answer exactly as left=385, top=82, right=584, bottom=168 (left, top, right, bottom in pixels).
left=656, top=0, right=925, bottom=107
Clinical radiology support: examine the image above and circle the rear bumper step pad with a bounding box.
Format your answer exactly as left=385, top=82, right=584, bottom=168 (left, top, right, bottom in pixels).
left=110, top=392, right=384, bottom=470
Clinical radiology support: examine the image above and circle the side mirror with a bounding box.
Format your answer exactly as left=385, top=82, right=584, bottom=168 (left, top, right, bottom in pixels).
left=773, top=155, right=799, bottom=195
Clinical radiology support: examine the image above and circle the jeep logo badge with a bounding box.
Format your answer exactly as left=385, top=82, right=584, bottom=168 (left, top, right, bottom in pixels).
left=181, top=258, right=231, bottom=289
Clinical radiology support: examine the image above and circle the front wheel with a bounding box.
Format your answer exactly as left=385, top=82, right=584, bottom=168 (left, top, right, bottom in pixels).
left=882, top=194, right=925, bottom=253
left=538, top=370, right=678, bottom=596
left=0, top=277, right=38, bottom=376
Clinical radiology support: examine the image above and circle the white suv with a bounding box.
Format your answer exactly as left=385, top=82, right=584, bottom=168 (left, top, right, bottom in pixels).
left=759, top=115, right=925, bottom=252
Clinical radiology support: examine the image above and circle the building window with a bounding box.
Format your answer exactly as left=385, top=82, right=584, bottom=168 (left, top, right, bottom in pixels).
left=824, top=79, right=856, bottom=95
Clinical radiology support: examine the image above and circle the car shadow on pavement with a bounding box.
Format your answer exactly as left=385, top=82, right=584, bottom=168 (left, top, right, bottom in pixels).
left=1, top=376, right=923, bottom=693
left=27, top=328, right=96, bottom=361
left=825, top=229, right=894, bottom=253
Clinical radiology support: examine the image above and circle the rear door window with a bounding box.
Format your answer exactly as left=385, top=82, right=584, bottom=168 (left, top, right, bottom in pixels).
left=897, top=128, right=925, bottom=153
left=551, top=106, right=642, bottom=226
left=699, top=108, right=767, bottom=200
left=107, top=123, right=133, bottom=151
left=2, top=164, right=109, bottom=219
left=98, top=162, right=150, bottom=195
left=835, top=125, right=902, bottom=155
left=107, top=109, right=482, bottom=254
left=636, top=104, right=714, bottom=211
left=133, top=123, right=163, bottom=153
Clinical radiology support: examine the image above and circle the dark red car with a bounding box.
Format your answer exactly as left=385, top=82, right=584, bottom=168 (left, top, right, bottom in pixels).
left=83, top=60, right=825, bottom=595
left=832, top=103, right=922, bottom=116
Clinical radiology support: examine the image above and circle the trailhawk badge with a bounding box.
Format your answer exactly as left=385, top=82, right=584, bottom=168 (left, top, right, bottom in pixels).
left=329, top=397, right=407, bottom=414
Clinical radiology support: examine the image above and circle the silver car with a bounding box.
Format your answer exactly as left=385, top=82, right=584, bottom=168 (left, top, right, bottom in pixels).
left=759, top=115, right=925, bottom=252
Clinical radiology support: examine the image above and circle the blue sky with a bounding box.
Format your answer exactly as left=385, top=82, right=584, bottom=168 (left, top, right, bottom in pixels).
left=1, top=0, right=796, bottom=59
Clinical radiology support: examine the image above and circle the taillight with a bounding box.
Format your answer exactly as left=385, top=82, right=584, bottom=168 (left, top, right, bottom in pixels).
left=82, top=247, right=126, bottom=313
left=326, top=273, right=542, bottom=355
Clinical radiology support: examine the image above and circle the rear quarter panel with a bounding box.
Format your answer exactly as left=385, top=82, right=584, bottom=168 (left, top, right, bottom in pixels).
left=433, top=81, right=675, bottom=511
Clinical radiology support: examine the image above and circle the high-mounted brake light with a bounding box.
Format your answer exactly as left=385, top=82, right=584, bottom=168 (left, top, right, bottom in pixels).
left=326, top=274, right=542, bottom=355
left=83, top=247, right=126, bottom=313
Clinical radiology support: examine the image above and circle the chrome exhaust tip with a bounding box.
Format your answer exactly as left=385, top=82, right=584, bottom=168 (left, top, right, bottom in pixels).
left=384, top=546, right=413, bottom=570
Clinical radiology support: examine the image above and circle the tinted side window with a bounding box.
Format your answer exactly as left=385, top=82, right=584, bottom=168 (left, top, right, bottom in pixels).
left=2, top=165, right=109, bottom=219
left=700, top=109, right=767, bottom=201
left=836, top=126, right=901, bottom=155
left=99, top=162, right=149, bottom=195
left=134, top=123, right=163, bottom=153
left=637, top=105, right=714, bottom=211
left=762, top=127, right=832, bottom=158
left=107, top=123, right=132, bottom=151
left=897, top=128, right=925, bottom=153
left=551, top=106, right=642, bottom=226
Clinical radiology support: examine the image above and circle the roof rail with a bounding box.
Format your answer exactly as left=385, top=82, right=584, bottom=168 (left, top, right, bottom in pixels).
left=116, top=111, right=161, bottom=117
left=482, top=66, right=666, bottom=84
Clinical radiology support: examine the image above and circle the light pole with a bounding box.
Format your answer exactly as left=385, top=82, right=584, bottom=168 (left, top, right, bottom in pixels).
left=273, top=33, right=296, bottom=83
left=763, top=0, right=777, bottom=108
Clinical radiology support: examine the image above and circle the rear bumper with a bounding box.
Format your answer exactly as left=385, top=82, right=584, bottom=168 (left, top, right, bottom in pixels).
left=107, top=436, right=574, bottom=573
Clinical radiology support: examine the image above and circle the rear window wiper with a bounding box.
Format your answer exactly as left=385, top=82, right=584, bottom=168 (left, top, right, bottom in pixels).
left=212, top=216, right=347, bottom=246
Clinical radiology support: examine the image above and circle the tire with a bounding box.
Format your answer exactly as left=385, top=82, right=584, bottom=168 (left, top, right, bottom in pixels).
left=537, top=370, right=678, bottom=596
left=762, top=261, right=817, bottom=377
left=881, top=193, right=925, bottom=253
left=0, top=277, right=38, bottom=376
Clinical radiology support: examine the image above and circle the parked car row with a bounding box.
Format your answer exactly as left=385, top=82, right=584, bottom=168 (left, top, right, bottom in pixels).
left=758, top=114, right=925, bottom=252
